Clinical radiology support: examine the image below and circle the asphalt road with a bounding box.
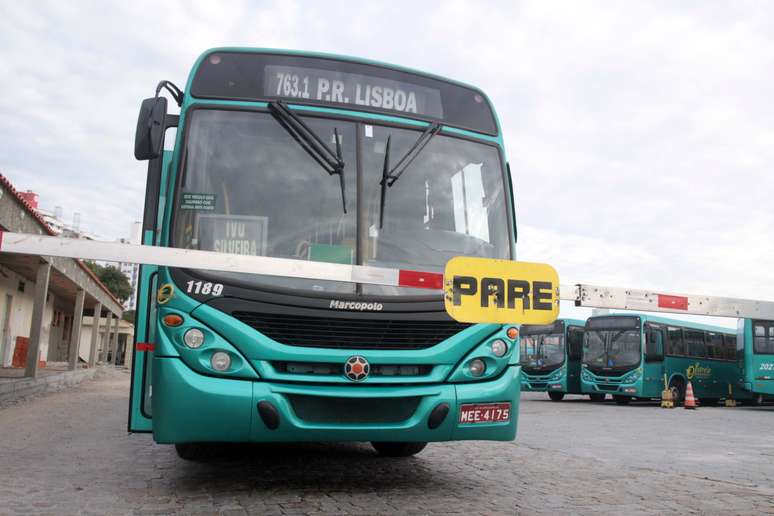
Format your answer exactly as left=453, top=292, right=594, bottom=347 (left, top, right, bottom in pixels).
left=1, top=368, right=772, bottom=515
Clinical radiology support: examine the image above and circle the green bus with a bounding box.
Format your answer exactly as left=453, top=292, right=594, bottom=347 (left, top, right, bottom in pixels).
left=581, top=314, right=747, bottom=405
left=520, top=319, right=600, bottom=401
left=739, top=318, right=774, bottom=404
left=129, top=48, right=521, bottom=458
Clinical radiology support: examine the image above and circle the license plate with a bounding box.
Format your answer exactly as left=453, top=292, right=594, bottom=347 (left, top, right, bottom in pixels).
left=458, top=403, right=511, bottom=424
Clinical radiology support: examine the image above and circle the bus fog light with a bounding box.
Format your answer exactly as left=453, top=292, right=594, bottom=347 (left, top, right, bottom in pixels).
left=183, top=328, right=205, bottom=349
left=491, top=339, right=508, bottom=357
left=211, top=351, right=231, bottom=371
left=469, top=359, right=486, bottom=377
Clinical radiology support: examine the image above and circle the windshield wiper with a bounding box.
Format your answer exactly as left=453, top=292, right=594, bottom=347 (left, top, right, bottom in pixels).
left=268, top=101, right=347, bottom=213
left=379, top=122, right=441, bottom=228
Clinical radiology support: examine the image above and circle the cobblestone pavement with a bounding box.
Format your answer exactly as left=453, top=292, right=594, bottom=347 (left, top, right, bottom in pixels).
left=1, top=368, right=773, bottom=515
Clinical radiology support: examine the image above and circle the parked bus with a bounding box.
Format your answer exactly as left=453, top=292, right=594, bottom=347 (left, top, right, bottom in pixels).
left=520, top=319, right=600, bottom=401
left=581, top=314, right=747, bottom=405
left=129, top=48, right=521, bottom=458
left=738, top=318, right=774, bottom=405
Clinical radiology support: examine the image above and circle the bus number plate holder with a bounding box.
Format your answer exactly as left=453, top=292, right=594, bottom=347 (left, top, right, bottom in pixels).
left=458, top=403, right=511, bottom=424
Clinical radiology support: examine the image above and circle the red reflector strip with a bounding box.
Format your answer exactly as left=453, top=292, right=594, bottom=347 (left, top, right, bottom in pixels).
left=658, top=294, right=688, bottom=310
left=0, top=230, right=4, bottom=249
left=136, top=343, right=154, bottom=352
left=398, top=270, right=444, bottom=290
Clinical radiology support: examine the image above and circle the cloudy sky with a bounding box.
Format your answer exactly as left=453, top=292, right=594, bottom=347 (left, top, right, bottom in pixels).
left=1, top=1, right=772, bottom=325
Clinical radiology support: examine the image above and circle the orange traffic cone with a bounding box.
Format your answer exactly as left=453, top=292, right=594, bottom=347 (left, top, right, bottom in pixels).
left=684, top=381, right=697, bottom=409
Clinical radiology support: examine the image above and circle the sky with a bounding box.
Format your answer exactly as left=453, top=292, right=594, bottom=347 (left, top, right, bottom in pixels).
left=1, top=1, right=772, bottom=326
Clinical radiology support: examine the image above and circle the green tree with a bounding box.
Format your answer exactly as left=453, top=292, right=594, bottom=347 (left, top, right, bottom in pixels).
left=84, top=261, right=133, bottom=302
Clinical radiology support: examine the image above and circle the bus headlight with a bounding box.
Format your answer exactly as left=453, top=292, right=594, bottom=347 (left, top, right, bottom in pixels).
left=183, top=328, right=205, bottom=349
left=491, top=339, right=508, bottom=357
left=211, top=351, right=231, bottom=371
left=469, top=359, right=486, bottom=377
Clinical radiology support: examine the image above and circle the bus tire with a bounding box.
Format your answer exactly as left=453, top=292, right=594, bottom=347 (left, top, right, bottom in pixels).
left=589, top=393, right=606, bottom=402
left=613, top=395, right=630, bottom=405
left=668, top=377, right=685, bottom=406
left=174, top=443, right=212, bottom=461
left=371, top=441, right=427, bottom=457
left=548, top=392, right=565, bottom=402
left=747, top=394, right=764, bottom=406
left=700, top=398, right=719, bottom=406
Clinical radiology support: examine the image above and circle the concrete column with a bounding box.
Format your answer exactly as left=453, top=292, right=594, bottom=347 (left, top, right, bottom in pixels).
left=100, top=314, right=112, bottom=363
left=88, top=303, right=102, bottom=367
left=67, top=289, right=86, bottom=370
left=108, top=314, right=120, bottom=365
left=25, top=261, right=51, bottom=378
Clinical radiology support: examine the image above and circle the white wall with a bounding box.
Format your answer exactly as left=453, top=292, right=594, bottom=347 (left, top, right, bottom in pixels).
left=0, top=265, right=54, bottom=367
left=78, top=316, right=134, bottom=366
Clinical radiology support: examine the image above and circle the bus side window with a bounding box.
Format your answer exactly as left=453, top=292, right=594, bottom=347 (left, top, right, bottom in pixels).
left=567, top=327, right=583, bottom=361
left=667, top=327, right=684, bottom=356
left=754, top=321, right=774, bottom=354
left=685, top=330, right=706, bottom=358
left=645, top=324, right=664, bottom=362
left=723, top=334, right=736, bottom=361
left=707, top=332, right=723, bottom=360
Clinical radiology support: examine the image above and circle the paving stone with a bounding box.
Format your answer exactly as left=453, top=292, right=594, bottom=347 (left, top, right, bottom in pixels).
left=1, top=369, right=774, bottom=515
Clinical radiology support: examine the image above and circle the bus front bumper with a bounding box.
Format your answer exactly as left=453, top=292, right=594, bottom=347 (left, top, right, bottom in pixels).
left=151, top=358, right=519, bottom=444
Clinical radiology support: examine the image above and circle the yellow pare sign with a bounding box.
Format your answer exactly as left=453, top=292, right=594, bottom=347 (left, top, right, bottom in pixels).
left=443, top=257, right=560, bottom=325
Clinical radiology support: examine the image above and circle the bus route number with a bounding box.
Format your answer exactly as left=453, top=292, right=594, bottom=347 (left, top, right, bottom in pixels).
left=275, top=73, right=311, bottom=99
left=185, top=281, right=223, bottom=297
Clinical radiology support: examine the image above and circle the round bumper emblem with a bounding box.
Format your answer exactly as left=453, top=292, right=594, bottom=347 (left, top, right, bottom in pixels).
left=344, top=355, right=370, bottom=382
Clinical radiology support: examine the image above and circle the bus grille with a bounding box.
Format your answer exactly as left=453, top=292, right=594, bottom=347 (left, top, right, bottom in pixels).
left=232, top=312, right=470, bottom=349
left=273, top=361, right=433, bottom=377
left=286, top=395, right=421, bottom=424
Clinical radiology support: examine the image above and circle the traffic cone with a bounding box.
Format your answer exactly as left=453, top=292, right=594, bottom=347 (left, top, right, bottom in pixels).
left=684, top=381, right=697, bottom=409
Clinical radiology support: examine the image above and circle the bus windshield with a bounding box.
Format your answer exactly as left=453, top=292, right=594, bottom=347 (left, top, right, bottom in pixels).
left=520, top=333, right=565, bottom=372
left=583, top=330, right=641, bottom=372
left=171, top=108, right=510, bottom=295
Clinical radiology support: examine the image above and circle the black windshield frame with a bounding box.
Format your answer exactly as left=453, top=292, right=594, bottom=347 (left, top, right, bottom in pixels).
left=520, top=332, right=566, bottom=373
left=582, top=329, right=643, bottom=374
left=167, top=103, right=514, bottom=300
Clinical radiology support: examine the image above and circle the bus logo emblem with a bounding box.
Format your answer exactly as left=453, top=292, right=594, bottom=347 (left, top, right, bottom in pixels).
left=344, top=356, right=370, bottom=382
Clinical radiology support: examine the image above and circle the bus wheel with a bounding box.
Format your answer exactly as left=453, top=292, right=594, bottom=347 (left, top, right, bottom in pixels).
left=371, top=441, right=427, bottom=457
left=700, top=398, right=719, bottom=406
left=748, top=394, right=764, bottom=406
left=548, top=392, right=565, bottom=402
left=174, top=443, right=212, bottom=461
left=613, top=395, right=630, bottom=405
left=589, top=393, right=606, bottom=402
left=668, top=378, right=685, bottom=406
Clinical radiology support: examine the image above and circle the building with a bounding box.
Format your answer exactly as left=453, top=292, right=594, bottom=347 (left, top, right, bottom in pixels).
left=0, top=176, right=126, bottom=377
left=19, top=189, right=100, bottom=240
left=78, top=316, right=135, bottom=368
left=118, top=221, right=141, bottom=311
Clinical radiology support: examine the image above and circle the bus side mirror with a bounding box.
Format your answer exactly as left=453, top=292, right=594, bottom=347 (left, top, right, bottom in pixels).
left=134, top=97, right=168, bottom=160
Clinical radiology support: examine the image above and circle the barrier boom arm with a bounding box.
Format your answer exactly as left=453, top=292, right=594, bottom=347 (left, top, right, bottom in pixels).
left=559, top=283, right=774, bottom=320
left=0, top=231, right=443, bottom=290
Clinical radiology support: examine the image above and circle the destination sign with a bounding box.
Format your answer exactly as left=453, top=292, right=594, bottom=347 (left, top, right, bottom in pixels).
left=191, top=51, right=498, bottom=134
left=444, top=257, right=560, bottom=325
left=264, top=65, right=444, bottom=118
left=194, top=214, right=268, bottom=257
